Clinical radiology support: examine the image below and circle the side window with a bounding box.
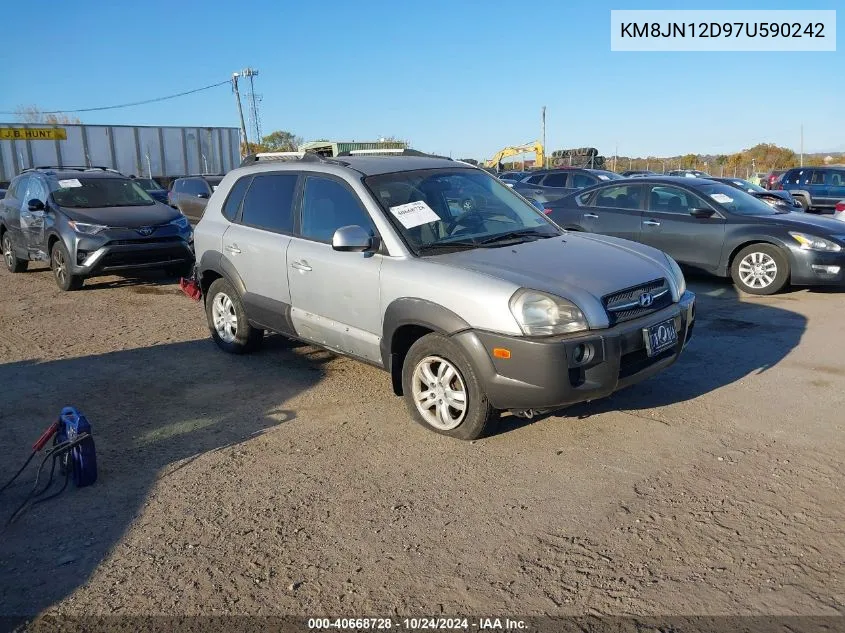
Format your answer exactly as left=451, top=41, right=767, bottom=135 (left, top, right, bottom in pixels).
left=300, top=176, right=374, bottom=243
left=809, top=170, right=826, bottom=185
left=173, top=179, right=185, bottom=193
left=570, top=173, right=596, bottom=189
left=26, top=177, right=48, bottom=203
left=542, top=173, right=568, bottom=188
left=239, top=173, right=297, bottom=233
left=526, top=174, right=544, bottom=185
left=184, top=179, right=206, bottom=195
left=8, top=176, right=26, bottom=200
left=594, top=185, right=642, bottom=210
left=221, top=176, right=251, bottom=221
left=830, top=170, right=845, bottom=187
left=648, top=186, right=705, bottom=214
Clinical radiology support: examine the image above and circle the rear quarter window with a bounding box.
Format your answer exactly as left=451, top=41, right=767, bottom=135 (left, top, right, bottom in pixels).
left=221, top=176, right=251, bottom=221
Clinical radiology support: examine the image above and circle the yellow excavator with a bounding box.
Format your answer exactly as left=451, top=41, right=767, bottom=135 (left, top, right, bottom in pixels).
left=485, top=142, right=545, bottom=171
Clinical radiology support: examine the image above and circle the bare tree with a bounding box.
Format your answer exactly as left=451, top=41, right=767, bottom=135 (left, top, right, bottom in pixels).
left=14, top=105, right=81, bottom=125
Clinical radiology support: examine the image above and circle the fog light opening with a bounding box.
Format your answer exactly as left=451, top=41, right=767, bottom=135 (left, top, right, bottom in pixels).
left=572, top=343, right=594, bottom=366
left=77, top=251, right=88, bottom=264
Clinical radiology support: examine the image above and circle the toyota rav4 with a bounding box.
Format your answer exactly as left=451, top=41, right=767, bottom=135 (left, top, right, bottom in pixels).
left=193, top=151, right=695, bottom=440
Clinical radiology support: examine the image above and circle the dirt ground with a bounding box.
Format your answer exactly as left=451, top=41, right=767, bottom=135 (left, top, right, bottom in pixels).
left=0, top=262, right=843, bottom=621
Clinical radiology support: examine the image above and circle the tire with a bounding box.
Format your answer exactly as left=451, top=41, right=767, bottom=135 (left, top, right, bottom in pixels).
left=50, top=241, right=83, bottom=291
left=205, top=278, right=263, bottom=354
left=731, top=244, right=789, bottom=296
left=795, top=195, right=810, bottom=213
left=401, top=333, right=494, bottom=440
left=2, top=232, right=28, bottom=273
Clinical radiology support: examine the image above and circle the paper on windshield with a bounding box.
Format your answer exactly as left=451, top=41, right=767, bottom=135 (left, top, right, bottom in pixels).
left=597, top=175, right=610, bottom=180
left=389, top=200, right=440, bottom=229
left=58, top=179, right=82, bottom=188
left=710, top=193, right=733, bottom=204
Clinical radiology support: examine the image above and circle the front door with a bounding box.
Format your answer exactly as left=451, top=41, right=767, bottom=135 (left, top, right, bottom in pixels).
left=20, top=176, right=49, bottom=256
left=579, top=183, right=644, bottom=242
left=221, top=172, right=299, bottom=333
left=287, top=174, right=383, bottom=364
left=640, top=184, right=726, bottom=273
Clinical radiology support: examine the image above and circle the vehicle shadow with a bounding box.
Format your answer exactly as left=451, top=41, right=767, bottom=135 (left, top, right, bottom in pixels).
left=490, top=276, right=808, bottom=434
left=0, top=335, right=328, bottom=624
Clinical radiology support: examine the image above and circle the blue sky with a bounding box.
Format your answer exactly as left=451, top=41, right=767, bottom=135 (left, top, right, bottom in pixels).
left=0, top=0, right=841, bottom=160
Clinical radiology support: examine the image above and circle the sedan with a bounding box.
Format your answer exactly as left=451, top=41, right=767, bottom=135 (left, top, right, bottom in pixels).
left=707, top=177, right=802, bottom=212
left=545, top=176, right=845, bottom=295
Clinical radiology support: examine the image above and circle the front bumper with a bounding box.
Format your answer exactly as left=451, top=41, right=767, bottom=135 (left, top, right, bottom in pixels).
left=789, top=247, right=845, bottom=286
left=69, top=229, right=194, bottom=277
left=453, top=291, right=695, bottom=411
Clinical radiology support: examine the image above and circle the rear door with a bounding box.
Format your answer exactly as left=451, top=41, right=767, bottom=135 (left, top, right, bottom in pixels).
left=221, top=172, right=299, bottom=333
left=179, top=178, right=209, bottom=221
left=1, top=176, right=27, bottom=244
left=579, top=183, right=644, bottom=242
left=286, top=175, right=383, bottom=363
left=807, top=170, right=831, bottom=206
left=20, top=175, right=48, bottom=252
left=828, top=169, right=845, bottom=207
left=640, top=184, right=726, bottom=273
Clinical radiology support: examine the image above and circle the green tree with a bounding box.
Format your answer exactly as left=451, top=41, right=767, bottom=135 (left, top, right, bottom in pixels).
left=261, top=130, right=303, bottom=152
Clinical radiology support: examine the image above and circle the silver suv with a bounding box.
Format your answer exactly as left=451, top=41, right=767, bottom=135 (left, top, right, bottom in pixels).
left=193, top=152, right=695, bottom=440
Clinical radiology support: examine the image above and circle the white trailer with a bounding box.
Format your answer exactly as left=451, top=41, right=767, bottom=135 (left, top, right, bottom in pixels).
left=0, top=123, right=242, bottom=183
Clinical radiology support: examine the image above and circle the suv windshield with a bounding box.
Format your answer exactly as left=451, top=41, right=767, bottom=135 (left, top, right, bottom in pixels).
left=50, top=177, right=155, bottom=208
left=134, top=178, right=163, bottom=190
left=364, top=168, right=561, bottom=254
left=696, top=183, right=781, bottom=216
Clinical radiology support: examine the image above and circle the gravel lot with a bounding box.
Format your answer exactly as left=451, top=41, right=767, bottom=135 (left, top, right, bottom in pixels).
left=0, top=262, right=843, bottom=620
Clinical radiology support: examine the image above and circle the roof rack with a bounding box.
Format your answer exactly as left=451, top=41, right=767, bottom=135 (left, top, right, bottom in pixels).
left=21, top=165, right=123, bottom=174
left=335, top=148, right=453, bottom=160
left=239, top=151, right=348, bottom=168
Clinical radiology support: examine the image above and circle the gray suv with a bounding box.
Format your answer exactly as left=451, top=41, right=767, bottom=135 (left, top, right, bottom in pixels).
left=193, top=152, right=695, bottom=440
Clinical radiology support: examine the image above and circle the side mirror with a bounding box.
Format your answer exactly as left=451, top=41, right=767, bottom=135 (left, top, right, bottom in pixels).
left=332, top=225, right=373, bottom=253
left=27, top=199, right=45, bottom=212
left=197, top=192, right=210, bottom=199
left=689, top=208, right=714, bottom=219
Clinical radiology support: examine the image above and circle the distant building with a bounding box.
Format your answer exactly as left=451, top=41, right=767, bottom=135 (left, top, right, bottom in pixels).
left=299, top=140, right=407, bottom=157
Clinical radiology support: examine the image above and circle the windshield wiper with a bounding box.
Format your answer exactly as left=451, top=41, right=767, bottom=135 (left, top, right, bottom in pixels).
left=416, top=241, right=479, bottom=253
left=477, top=229, right=556, bottom=245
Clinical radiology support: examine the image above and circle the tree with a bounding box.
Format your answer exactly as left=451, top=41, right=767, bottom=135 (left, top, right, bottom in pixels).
left=15, top=105, right=81, bottom=124
left=261, top=130, right=303, bottom=152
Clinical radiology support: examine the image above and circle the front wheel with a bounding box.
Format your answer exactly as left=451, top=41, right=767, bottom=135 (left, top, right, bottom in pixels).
left=2, top=233, right=28, bottom=273
left=51, top=241, right=83, bottom=291
left=205, top=278, right=264, bottom=354
left=401, top=333, right=494, bottom=440
left=731, top=244, right=789, bottom=295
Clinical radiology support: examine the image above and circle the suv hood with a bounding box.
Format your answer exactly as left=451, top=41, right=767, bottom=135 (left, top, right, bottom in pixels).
left=58, top=202, right=181, bottom=227
left=429, top=233, right=674, bottom=303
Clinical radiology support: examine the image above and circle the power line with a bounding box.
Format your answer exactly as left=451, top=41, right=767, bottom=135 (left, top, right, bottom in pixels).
left=0, top=79, right=232, bottom=115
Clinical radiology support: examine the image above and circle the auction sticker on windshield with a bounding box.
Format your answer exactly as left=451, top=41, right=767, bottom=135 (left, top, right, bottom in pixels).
left=710, top=193, right=733, bottom=204
left=389, top=200, right=441, bottom=229
left=58, top=179, right=82, bottom=188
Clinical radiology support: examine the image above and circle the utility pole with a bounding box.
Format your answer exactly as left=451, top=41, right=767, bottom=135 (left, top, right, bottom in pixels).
left=614, top=143, right=618, bottom=172
left=242, top=67, right=261, bottom=144
left=232, top=72, right=250, bottom=156
left=541, top=106, right=546, bottom=168
left=800, top=124, right=804, bottom=167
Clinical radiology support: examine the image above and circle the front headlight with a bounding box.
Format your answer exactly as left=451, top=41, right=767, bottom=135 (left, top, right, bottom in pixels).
left=664, top=254, right=686, bottom=296
left=789, top=232, right=842, bottom=252
left=170, top=214, right=190, bottom=229
left=509, top=289, right=588, bottom=336
left=68, top=220, right=108, bottom=235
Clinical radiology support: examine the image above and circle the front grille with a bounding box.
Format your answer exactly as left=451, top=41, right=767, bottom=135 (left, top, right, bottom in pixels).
left=100, top=247, right=188, bottom=268
left=107, top=236, right=183, bottom=246
left=603, top=278, right=671, bottom=325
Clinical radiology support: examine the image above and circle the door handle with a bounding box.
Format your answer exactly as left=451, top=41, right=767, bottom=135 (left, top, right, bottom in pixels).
left=291, top=260, right=312, bottom=272
left=584, top=213, right=599, bottom=219
left=224, top=243, right=241, bottom=254
left=643, top=220, right=661, bottom=227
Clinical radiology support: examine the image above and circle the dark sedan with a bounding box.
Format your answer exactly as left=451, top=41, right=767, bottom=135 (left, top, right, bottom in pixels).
left=545, top=176, right=845, bottom=295
left=132, top=177, right=169, bottom=204
left=707, top=177, right=802, bottom=212
left=512, top=168, right=621, bottom=202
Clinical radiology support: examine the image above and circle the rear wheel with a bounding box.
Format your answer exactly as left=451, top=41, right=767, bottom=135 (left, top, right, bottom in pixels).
left=731, top=244, right=789, bottom=295
left=2, top=232, right=28, bottom=273
left=401, top=333, right=494, bottom=440
left=205, top=278, right=263, bottom=354
left=795, top=195, right=810, bottom=212
left=51, top=241, right=83, bottom=291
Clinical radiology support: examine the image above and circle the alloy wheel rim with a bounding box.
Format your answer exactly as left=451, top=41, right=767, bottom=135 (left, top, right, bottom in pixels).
left=211, top=292, right=238, bottom=343
left=3, top=236, right=13, bottom=268
left=53, top=249, right=66, bottom=284
left=738, top=252, right=777, bottom=289
left=411, top=355, right=468, bottom=430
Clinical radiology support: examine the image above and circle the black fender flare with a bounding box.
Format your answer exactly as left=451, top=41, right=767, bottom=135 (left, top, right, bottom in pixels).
left=790, top=189, right=813, bottom=206
left=381, top=298, right=473, bottom=394
left=198, top=250, right=247, bottom=299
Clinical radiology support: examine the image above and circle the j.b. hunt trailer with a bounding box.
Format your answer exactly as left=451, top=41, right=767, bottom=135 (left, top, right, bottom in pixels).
left=0, top=123, right=242, bottom=183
